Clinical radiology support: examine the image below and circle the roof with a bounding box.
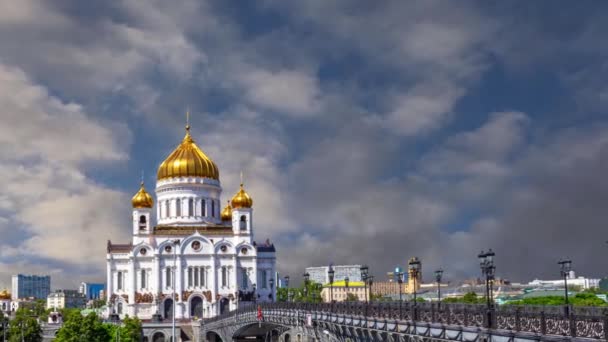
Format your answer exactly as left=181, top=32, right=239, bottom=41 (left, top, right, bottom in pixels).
left=107, top=241, right=132, bottom=253
left=324, top=280, right=365, bottom=287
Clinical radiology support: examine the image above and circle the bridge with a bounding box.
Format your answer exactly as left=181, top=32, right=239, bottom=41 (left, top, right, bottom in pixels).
left=201, top=302, right=607, bottom=342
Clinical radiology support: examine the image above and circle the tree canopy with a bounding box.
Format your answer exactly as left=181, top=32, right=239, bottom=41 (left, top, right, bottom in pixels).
left=7, top=308, right=42, bottom=342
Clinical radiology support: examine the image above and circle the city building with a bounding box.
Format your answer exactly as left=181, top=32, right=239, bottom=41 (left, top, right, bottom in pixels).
left=527, top=271, right=600, bottom=290
left=305, top=265, right=362, bottom=284
left=11, top=274, right=51, bottom=300
left=320, top=280, right=368, bottom=302
left=106, top=120, right=276, bottom=321
left=47, top=290, right=87, bottom=310
left=79, top=282, right=105, bottom=300
left=0, top=289, right=10, bottom=313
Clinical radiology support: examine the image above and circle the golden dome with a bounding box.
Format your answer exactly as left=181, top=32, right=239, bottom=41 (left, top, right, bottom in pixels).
left=221, top=201, right=232, bottom=221
left=0, top=289, right=10, bottom=300
left=157, top=125, right=219, bottom=181
left=231, top=183, right=253, bottom=209
left=132, top=182, right=154, bottom=208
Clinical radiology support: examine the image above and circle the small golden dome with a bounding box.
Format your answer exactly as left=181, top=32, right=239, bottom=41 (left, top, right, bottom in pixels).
left=231, top=183, right=253, bottom=209
left=132, top=182, right=154, bottom=208
left=221, top=201, right=232, bottom=221
left=157, top=125, right=219, bottom=181
left=0, top=289, right=10, bottom=300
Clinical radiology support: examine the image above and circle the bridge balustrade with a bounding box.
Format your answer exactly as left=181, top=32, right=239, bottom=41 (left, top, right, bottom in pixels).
left=203, top=301, right=608, bottom=339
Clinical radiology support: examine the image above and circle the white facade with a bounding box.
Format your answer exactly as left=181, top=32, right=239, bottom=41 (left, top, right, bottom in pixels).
left=528, top=272, right=600, bottom=290
left=305, top=265, right=363, bottom=284
left=106, top=128, right=276, bottom=321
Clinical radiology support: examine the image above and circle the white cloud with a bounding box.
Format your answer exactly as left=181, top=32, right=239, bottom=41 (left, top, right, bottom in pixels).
left=0, top=64, right=131, bottom=287
left=237, top=69, right=321, bottom=117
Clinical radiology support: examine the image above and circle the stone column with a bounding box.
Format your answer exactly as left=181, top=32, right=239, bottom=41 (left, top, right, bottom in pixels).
left=176, top=255, right=184, bottom=318
left=129, top=257, right=136, bottom=312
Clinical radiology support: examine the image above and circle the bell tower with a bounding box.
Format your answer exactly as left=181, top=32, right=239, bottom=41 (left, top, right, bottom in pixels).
left=131, top=182, right=153, bottom=235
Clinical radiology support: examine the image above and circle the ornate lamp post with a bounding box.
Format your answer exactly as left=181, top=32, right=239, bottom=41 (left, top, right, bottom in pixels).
left=269, top=278, right=275, bottom=302
left=328, top=265, right=335, bottom=309
left=284, top=276, right=290, bottom=302
left=559, top=259, right=572, bottom=316
left=478, top=249, right=496, bottom=329
left=408, top=258, right=421, bottom=321
left=253, top=283, right=257, bottom=304
left=360, top=265, right=369, bottom=305
left=303, top=273, right=310, bottom=302
left=368, top=276, right=374, bottom=301
left=344, top=276, right=349, bottom=302
left=435, top=269, right=443, bottom=305
left=395, top=269, right=404, bottom=319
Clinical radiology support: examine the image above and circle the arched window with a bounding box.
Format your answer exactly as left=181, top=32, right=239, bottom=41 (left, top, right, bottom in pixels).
left=166, top=267, right=172, bottom=288
left=188, top=198, right=194, bottom=217
left=117, top=271, right=123, bottom=290
left=221, top=266, right=227, bottom=287
left=240, top=215, right=247, bottom=230
left=139, top=215, right=146, bottom=230
left=117, top=302, right=123, bottom=314
left=176, top=199, right=181, bottom=217
left=141, top=269, right=147, bottom=289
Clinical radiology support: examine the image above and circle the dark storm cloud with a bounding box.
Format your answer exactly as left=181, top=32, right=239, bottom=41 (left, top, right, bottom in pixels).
left=0, top=0, right=608, bottom=288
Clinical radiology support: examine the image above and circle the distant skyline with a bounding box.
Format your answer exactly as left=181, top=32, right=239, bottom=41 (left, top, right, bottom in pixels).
left=1, top=1, right=608, bottom=289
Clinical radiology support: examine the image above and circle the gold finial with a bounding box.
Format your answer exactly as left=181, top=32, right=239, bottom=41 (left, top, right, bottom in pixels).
left=186, top=108, right=191, bottom=132
left=240, top=171, right=244, bottom=187
left=140, top=170, right=144, bottom=186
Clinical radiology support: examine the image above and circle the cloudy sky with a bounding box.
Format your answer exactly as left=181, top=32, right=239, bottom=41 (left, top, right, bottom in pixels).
left=1, top=1, right=608, bottom=289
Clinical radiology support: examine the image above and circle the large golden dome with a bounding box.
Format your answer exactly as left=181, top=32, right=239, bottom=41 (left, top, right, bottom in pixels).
left=157, top=125, right=219, bottom=181
left=231, top=183, right=253, bottom=209
left=221, top=201, right=232, bottom=221
left=0, top=289, right=10, bottom=300
left=132, top=182, right=153, bottom=208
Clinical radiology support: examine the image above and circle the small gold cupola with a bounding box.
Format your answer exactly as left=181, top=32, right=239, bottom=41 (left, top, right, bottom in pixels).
left=231, top=182, right=253, bottom=209
left=131, top=182, right=154, bottom=208
left=0, top=289, right=11, bottom=300
left=221, top=201, right=232, bottom=221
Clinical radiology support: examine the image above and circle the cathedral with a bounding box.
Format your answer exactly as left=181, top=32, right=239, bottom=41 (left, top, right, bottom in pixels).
left=106, top=121, right=276, bottom=320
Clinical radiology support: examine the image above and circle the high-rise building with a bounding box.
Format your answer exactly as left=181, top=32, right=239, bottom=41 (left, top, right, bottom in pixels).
left=305, top=265, right=362, bottom=284
left=11, top=274, right=51, bottom=300
left=79, top=282, right=106, bottom=300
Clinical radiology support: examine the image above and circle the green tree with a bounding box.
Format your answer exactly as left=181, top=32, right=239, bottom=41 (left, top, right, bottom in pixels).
left=7, top=308, right=42, bottom=342
left=55, top=312, right=109, bottom=342
left=0, top=313, right=9, bottom=340
left=116, top=316, right=142, bottom=342
left=345, top=293, right=359, bottom=301
left=91, top=299, right=106, bottom=309
left=276, top=287, right=288, bottom=302
left=443, top=292, right=485, bottom=304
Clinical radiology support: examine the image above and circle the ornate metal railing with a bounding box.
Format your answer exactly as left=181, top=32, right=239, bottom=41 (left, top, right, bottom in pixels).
left=203, top=301, right=608, bottom=340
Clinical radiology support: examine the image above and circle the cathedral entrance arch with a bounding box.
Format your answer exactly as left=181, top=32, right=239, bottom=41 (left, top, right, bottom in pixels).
left=163, top=298, right=174, bottom=319
left=190, top=295, right=203, bottom=318
left=219, top=297, right=229, bottom=315
left=152, top=332, right=166, bottom=342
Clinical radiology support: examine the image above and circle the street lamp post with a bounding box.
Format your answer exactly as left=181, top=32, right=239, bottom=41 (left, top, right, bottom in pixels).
left=253, top=283, right=257, bottom=304
left=396, top=270, right=404, bottom=319
left=328, top=265, right=335, bottom=309
left=284, top=276, right=290, bottom=302
left=478, top=249, right=496, bottom=329
left=408, top=258, right=421, bottom=320
left=303, top=273, right=310, bottom=302
left=559, top=259, right=572, bottom=316
left=368, top=276, right=374, bottom=301
left=360, top=265, right=369, bottom=304
left=171, top=239, right=180, bottom=342
left=344, top=277, right=349, bottom=302
left=270, top=278, right=275, bottom=302
left=435, top=269, right=444, bottom=306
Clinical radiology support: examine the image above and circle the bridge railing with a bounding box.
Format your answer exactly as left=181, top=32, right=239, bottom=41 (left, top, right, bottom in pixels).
left=203, top=301, right=608, bottom=339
